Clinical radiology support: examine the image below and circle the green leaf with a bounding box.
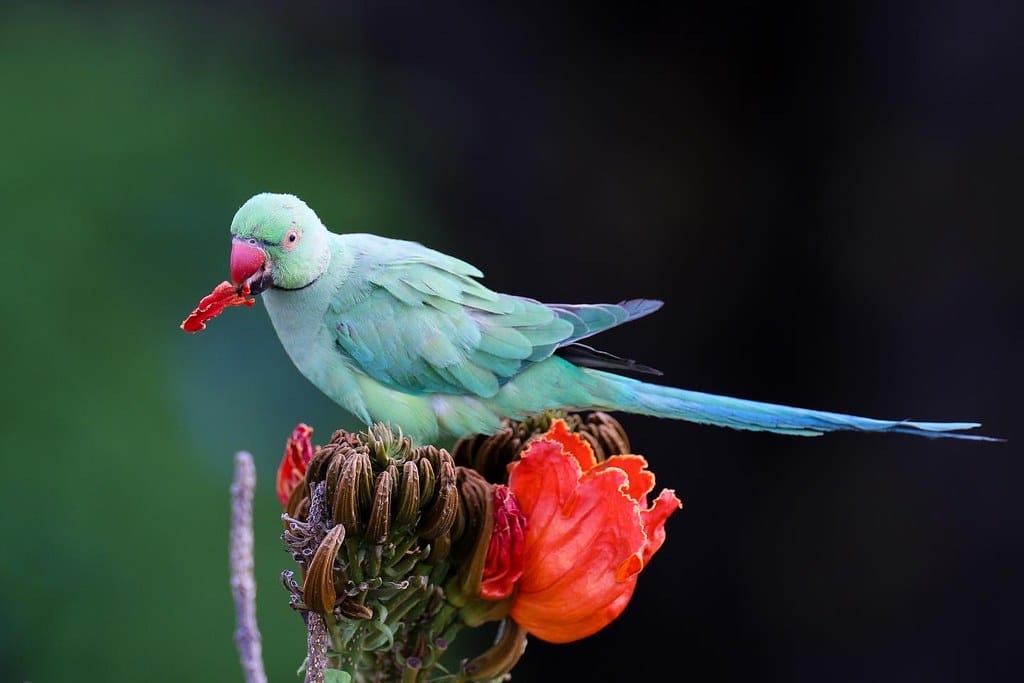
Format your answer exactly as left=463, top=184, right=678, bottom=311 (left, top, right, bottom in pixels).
left=324, top=670, right=353, bottom=683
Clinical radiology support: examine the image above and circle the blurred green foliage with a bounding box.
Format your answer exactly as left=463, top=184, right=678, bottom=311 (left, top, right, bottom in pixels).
left=0, top=5, right=439, bottom=681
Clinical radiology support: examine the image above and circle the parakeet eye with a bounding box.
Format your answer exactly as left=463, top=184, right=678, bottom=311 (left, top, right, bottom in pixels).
left=283, top=229, right=300, bottom=250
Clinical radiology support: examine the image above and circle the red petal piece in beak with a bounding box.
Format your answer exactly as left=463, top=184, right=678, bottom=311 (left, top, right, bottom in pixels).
left=231, top=240, right=267, bottom=285
left=180, top=281, right=255, bottom=333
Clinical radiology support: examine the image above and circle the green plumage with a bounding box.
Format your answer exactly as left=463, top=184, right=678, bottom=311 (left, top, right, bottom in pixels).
left=226, top=193, right=992, bottom=444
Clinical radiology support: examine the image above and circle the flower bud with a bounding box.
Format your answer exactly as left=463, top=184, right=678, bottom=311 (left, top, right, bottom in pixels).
left=417, top=457, right=436, bottom=508
left=303, top=525, right=345, bottom=616
left=394, top=460, right=421, bottom=527
left=418, top=458, right=457, bottom=540
left=276, top=415, right=670, bottom=682
left=365, top=467, right=393, bottom=544
left=461, top=619, right=528, bottom=682
left=451, top=410, right=629, bottom=484
left=333, top=449, right=372, bottom=533
left=281, top=423, right=501, bottom=680
left=576, top=411, right=631, bottom=460
left=450, top=468, right=494, bottom=598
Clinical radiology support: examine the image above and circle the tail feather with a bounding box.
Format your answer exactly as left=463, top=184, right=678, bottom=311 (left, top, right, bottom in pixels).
left=589, top=370, right=998, bottom=441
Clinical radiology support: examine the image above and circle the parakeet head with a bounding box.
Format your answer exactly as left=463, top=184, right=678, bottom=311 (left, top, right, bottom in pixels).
left=228, top=193, right=331, bottom=293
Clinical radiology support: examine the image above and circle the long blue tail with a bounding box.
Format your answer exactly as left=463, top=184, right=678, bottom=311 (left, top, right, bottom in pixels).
left=588, top=369, right=997, bottom=441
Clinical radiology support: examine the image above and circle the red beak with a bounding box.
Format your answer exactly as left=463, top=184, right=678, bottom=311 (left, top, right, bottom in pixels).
left=230, top=240, right=267, bottom=286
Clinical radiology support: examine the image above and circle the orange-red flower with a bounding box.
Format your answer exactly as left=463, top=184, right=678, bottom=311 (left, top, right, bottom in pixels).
left=480, top=419, right=681, bottom=643
left=276, top=423, right=314, bottom=506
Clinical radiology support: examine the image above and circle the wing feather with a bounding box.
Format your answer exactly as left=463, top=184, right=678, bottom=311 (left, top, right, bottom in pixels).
left=329, top=249, right=571, bottom=396
left=328, top=238, right=663, bottom=397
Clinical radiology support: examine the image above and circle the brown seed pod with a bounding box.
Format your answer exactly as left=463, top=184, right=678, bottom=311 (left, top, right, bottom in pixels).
left=336, top=599, right=374, bottom=621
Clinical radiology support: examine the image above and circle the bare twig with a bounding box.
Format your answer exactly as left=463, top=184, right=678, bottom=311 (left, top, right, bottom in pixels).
left=305, top=481, right=330, bottom=683
left=305, top=611, right=329, bottom=683
left=231, top=451, right=267, bottom=683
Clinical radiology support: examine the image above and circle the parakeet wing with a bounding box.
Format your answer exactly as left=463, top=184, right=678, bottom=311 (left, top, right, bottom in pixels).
left=327, top=248, right=660, bottom=397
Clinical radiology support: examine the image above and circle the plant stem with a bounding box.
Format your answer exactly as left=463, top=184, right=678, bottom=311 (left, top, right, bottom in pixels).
left=230, top=451, right=267, bottom=683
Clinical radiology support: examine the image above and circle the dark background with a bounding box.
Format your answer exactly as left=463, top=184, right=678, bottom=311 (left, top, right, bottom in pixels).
left=1, top=1, right=1021, bottom=681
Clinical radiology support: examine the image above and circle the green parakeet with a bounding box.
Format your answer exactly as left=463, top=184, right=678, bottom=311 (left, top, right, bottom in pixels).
left=185, top=192, right=991, bottom=444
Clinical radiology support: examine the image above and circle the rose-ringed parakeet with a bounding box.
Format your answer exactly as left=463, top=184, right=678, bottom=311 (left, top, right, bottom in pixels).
left=184, top=192, right=992, bottom=444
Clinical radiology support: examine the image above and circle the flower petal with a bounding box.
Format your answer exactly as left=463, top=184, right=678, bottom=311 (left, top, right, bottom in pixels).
left=598, top=454, right=656, bottom=504
left=508, top=439, right=648, bottom=643
left=541, top=419, right=598, bottom=471
left=180, top=280, right=254, bottom=333
left=480, top=485, right=528, bottom=601
left=276, top=423, right=314, bottom=507
left=506, top=439, right=581, bottom=541
left=640, top=488, right=682, bottom=566
left=492, top=418, right=683, bottom=644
